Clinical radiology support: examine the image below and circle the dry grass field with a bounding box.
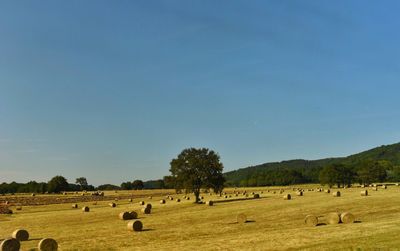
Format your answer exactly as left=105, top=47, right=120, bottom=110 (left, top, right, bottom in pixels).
left=1, top=185, right=400, bottom=250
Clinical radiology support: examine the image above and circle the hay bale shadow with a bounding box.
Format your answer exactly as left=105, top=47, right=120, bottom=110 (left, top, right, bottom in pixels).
left=141, top=228, right=154, bottom=232
left=354, top=220, right=362, bottom=223
left=316, top=223, right=327, bottom=226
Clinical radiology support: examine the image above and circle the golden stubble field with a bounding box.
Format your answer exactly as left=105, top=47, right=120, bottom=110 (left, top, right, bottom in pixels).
left=1, top=185, right=400, bottom=251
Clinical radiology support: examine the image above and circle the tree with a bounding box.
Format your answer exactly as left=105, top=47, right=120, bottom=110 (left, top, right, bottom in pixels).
left=47, top=175, right=69, bottom=193
left=357, top=160, right=388, bottom=185
left=75, top=177, right=88, bottom=190
left=319, top=164, right=355, bottom=187
left=121, top=181, right=133, bottom=190
left=169, top=148, right=225, bottom=203
left=132, top=180, right=144, bottom=190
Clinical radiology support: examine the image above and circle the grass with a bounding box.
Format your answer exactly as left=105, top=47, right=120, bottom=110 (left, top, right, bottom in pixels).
left=1, top=186, right=400, bottom=250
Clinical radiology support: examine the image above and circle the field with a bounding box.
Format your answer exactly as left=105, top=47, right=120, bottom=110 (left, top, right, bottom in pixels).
left=1, top=185, right=400, bottom=250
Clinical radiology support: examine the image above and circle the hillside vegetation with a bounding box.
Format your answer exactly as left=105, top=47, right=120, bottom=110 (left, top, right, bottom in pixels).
left=224, top=142, right=400, bottom=187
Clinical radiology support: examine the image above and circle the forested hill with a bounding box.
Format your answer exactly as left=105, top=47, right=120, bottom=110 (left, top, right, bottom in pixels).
left=224, top=142, right=400, bottom=187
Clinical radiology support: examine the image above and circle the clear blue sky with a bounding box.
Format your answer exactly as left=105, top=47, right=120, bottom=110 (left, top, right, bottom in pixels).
left=1, top=1, right=400, bottom=185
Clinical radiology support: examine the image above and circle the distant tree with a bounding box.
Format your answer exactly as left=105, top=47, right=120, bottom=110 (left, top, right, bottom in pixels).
left=319, top=164, right=355, bottom=187
left=132, top=180, right=144, bottom=190
left=357, top=160, right=388, bottom=185
left=121, top=181, right=133, bottom=190
left=47, top=175, right=69, bottom=193
left=75, top=177, right=88, bottom=190
left=169, top=148, right=224, bottom=203
left=163, top=176, right=178, bottom=190
left=96, top=184, right=120, bottom=190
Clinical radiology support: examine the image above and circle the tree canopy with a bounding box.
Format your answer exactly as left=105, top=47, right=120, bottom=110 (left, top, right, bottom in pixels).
left=169, top=148, right=225, bottom=202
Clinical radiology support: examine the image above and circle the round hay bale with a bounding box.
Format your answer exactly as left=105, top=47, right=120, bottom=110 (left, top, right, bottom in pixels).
left=237, top=213, right=247, bottom=224
left=382, top=185, right=387, bottom=189
left=176, top=198, right=181, bottom=202
left=361, top=184, right=365, bottom=188
left=139, top=201, right=145, bottom=206
left=324, top=189, right=330, bottom=193
left=31, top=193, right=36, bottom=197
left=129, top=211, right=138, bottom=219
left=253, top=194, right=260, bottom=199
left=333, top=191, right=341, bottom=197
left=38, top=238, right=58, bottom=251
left=206, top=200, right=213, bottom=206
left=141, top=207, right=151, bottom=214
left=283, top=194, right=291, bottom=200
left=304, top=215, right=318, bottom=227
left=361, top=190, right=368, bottom=196
left=169, top=197, right=174, bottom=201
left=128, top=198, right=133, bottom=203
left=340, top=212, right=355, bottom=224
left=109, top=202, right=116, bottom=207
left=296, top=191, right=303, bottom=196
left=119, top=212, right=131, bottom=220
left=72, top=204, right=78, bottom=209
left=145, top=203, right=152, bottom=210
left=159, top=199, right=165, bottom=204
left=200, top=196, right=204, bottom=200
left=82, top=206, right=90, bottom=212
left=0, top=238, right=20, bottom=251
left=127, top=220, right=143, bottom=232
left=186, top=197, right=190, bottom=200
left=224, top=195, right=228, bottom=199
left=327, top=212, right=341, bottom=224
left=148, top=196, right=152, bottom=199
left=12, top=229, right=29, bottom=241
left=16, top=206, right=22, bottom=211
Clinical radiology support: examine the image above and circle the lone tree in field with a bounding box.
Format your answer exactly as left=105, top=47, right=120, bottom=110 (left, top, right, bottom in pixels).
left=47, top=175, right=69, bottom=193
left=169, top=148, right=225, bottom=203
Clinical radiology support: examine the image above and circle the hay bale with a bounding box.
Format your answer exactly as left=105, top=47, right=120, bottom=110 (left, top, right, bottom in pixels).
left=82, top=206, right=90, bottom=212
left=109, top=202, right=116, bottom=207
left=0, top=238, right=20, bottom=251
left=296, top=191, right=303, bottom=196
left=283, top=194, right=291, bottom=200
left=176, top=198, right=181, bottom=202
left=206, top=201, right=213, bottom=206
left=148, top=196, right=152, bottom=199
left=361, top=190, right=368, bottom=196
left=340, top=212, right=355, bottom=224
left=237, top=213, right=247, bottom=224
left=333, top=191, right=341, bottom=197
left=145, top=203, right=152, bottom=210
left=72, top=204, right=78, bottom=209
left=15, top=206, right=22, bottom=211
left=304, top=215, right=318, bottom=227
left=31, top=193, right=36, bottom=196
left=327, top=212, right=341, bottom=224
left=119, top=212, right=131, bottom=220
left=224, top=195, right=228, bottom=199
left=382, top=185, right=387, bottom=189
left=372, top=187, right=378, bottom=191
left=186, top=197, right=190, bottom=200
left=127, top=220, right=143, bottom=232
left=324, top=189, right=330, bottom=194
left=141, top=207, right=151, bottom=214
left=169, top=197, right=174, bottom=201
left=159, top=199, right=165, bottom=204
left=139, top=201, right=145, bottom=206
left=12, top=229, right=29, bottom=241
left=361, top=184, right=365, bottom=188
left=128, top=198, right=133, bottom=203
left=38, top=238, right=58, bottom=251
left=253, top=194, right=260, bottom=198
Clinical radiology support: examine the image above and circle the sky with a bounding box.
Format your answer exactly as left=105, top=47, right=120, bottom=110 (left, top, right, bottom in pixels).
left=1, top=1, right=400, bottom=185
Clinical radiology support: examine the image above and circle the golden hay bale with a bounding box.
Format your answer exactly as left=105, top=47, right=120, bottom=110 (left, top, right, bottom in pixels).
left=200, top=196, right=204, bottom=199
left=186, top=197, right=190, bottom=200
left=0, top=238, right=20, bottom=251
left=12, top=229, right=29, bottom=241
left=159, top=199, right=166, bottom=204
left=327, top=212, right=341, bottom=224
left=224, top=195, right=228, bottom=199
left=176, top=198, right=181, bottom=202
left=129, top=211, right=138, bottom=219
left=253, top=194, right=260, bottom=199
left=340, top=212, right=355, bottom=224
left=206, top=201, right=214, bottom=206
left=31, top=193, right=36, bottom=197
left=141, top=207, right=151, bottom=214
left=372, top=187, right=378, bottom=191
left=296, top=191, right=303, bottom=196
left=139, top=201, right=145, bottom=206
left=145, top=203, right=152, bottom=209
left=361, top=184, right=365, bottom=188
left=304, top=215, right=318, bottom=227
left=72, top=204, right=78, bottom=209
left=38, top=238, right=58, bottom=251
left=16, top=206, right=22, bottom=211
left=382, top=185, right=387, bottom=189
left=333, top=191, right=341, bottom=197
left=237, top=213, right=247, bottom=224
left=119, top=212, right=131, bottom=220
left=148, top=196, right=152, bottom=199
left=169, top=197, right=174, bottom=201
left=361, top=190, right=368, bottom=196
left=82, top=206, right=90, bottom=212
left=324, top=189, right=330, bottom=193
left=283, top=194, right=291, bottom=200
left=109, top=202, right=116, bottom=207
left=127, top=220, right=143, bottom=232
left=128, top=198, right=133, bottom=202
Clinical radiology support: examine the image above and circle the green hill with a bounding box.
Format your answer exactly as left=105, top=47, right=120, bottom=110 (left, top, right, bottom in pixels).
left=224, top=142, right=400, bottom=186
